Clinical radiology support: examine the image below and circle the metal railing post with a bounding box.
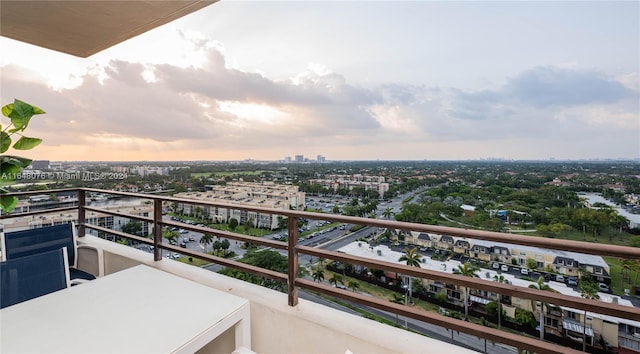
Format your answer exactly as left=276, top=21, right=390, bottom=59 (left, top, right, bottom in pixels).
left=153, top=199, right=163, bottom=261
left=287, top=216, right=299, bottom=306
left=78, top=189, right=86, bottom=237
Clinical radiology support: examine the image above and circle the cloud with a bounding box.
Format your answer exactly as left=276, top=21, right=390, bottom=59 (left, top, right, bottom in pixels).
left=1, top=46, right=638, bottom=161
left=507, top=66, right=634, bottom=107
left=449, top=66, right=637, bottom=121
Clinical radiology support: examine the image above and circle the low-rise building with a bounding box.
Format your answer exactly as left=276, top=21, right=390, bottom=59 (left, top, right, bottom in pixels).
left=409, top=232, right=610, bottom=282
left=338, top=241, right=637, bottom=353
left=309, top=174, right=389, bottom=199
left=174, top=182, right=305, bottom=230
left=1, top=204, right=152, bottom=236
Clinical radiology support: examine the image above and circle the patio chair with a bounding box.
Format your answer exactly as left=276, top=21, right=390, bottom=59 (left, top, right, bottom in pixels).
left=0, top=223, right=103, bottom=283
left=1, top=247, right=71, bottom=309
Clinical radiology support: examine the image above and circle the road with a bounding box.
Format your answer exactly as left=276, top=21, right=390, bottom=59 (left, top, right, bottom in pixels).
left=135, top=188, right=536, bottom=352
left=339, top=297, right=518, bottom=354
left=157, top=187, right=524, bottom=352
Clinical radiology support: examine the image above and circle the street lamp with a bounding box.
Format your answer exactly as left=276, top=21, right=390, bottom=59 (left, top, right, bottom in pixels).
left=401, top=284, right=409, bottom=328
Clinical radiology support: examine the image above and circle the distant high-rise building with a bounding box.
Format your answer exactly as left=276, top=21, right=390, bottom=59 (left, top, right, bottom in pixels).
left=317, top=155, right=325, bottom=163
left=31, top=160, right=50, bottom=169
left=294, top=155, right=304, bottom=163
left=285, top=156, right=292, bottom=163
left=131, top=166, right=169, bottom=176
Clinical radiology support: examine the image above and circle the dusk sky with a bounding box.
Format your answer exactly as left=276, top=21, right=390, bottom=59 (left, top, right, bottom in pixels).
left=1, top=1, right=638, bottom=162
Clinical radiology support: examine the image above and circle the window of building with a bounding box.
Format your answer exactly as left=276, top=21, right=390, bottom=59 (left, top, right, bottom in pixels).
left=565, top=311, right=578, bottom=320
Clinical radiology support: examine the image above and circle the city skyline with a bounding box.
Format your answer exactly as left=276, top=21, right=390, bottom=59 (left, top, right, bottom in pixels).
left=1, top=1, right=638, bottom=162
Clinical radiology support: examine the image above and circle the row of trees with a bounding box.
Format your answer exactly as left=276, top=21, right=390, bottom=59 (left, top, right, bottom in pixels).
left=342, top=197, right=380, bottom=217
left=297, top=182, right=381, bottom=200
left=536, top=205, right=629, bottom=240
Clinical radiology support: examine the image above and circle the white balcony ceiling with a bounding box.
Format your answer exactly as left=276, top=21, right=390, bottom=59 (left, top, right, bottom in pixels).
left=0, top=0, right=217, bottom=58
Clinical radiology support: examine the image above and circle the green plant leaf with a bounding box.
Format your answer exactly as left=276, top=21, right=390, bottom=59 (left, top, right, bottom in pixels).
left=0, top=132, right=10, bottom=153
left=1, top=103, right=12, bottom=118
left=9, top=99, right=34, bottom=119
left=8, top=102, right=31, bottom=131
left=13, top=99, right=44, bottom=115
left=0, top=195, right=18, bottom=213
left=1, top=155, right=32, bottom=169
left=13, top=136, right=42, bottom=150
left=0, top=163, right=21, bottom=181
left=7, top=100, right=44, bottom=132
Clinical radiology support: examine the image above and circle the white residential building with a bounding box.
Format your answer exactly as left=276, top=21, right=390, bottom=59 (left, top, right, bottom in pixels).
left=174, top=182, right=305, bottom=230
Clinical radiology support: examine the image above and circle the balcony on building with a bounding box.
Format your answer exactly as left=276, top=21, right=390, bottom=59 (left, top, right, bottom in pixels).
left=2, top=188, right=639, bottom=354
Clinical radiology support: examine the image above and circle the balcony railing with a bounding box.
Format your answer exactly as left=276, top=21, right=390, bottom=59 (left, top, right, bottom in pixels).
left=2, top=187, right=640, bottom=354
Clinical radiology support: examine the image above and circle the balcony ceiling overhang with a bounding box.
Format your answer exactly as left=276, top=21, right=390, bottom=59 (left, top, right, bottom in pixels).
left=0, top=0, right=217, bottom=58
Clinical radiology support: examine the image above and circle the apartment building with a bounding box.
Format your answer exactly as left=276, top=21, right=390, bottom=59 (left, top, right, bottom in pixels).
left=310, top=174, right=390, bottom=198
left=342, top=240, right=638, bottom=353
left=411, top=232, right=610, bottom=282
left=174, top=182, right=305, bottom=230
left=1, top=204, right=152, bottom=236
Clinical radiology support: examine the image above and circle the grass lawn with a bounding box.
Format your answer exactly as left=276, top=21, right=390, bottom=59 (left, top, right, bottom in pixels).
left=190, top=170, right=271, bottom=178
left=169, top=213, right=272, bottom=237
left=322, top=270, right=443, bottom=314
left=190, top=172, right=212, bottom=178
left=177, top=255, right=211, bottom=267
left=603, top=256, right=640, bottom=295
left=205, top=223, right=272, bottom=237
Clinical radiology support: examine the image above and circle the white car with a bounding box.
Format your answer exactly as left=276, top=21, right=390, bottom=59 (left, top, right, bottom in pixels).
left=520, top=268, right=529, bottom=275
left=501, top=265, right=509, bottom=272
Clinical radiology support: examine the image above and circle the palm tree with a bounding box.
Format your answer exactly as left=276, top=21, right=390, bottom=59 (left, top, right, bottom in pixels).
left=493, top=274, right=507, bottom=329
left=528, top=276, right=553, bottom=341
left=452, top=262, right=479, bottom=320
left=579, top=279, right=600, bottom=351
left=382, top=207, right=395, bottom=220
left=621, top=259, right=635, bottom=286
left=329, top=274, right=344, bottom=287
left=312, top=267, right=325, bottom=283
left=199, top=233, right=213, bottom=253
left=398, top=247, right=422, bottom=304
left=347, top=280, right=360, bottom=292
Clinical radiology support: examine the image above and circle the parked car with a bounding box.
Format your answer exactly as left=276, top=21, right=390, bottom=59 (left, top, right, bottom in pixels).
left=555, top=274, right=565, bottom=283
left=520, top=268, right=529, bottom=275
left=567, top=277, right=578, bottom=286
left=598, top=283, right=611, bottom=293
left=501, top=265, right=509, bottom=272
left=492, top=262, right=500, bottom=269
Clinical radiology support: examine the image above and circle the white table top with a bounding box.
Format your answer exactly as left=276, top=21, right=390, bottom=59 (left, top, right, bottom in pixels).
left=1, top=264, right=250, bottom=353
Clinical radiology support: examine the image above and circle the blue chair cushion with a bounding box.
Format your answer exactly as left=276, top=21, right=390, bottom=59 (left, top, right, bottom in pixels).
left=4, top=224, right=76, bottom=266
left=70, top=267, right=96, bottom=281
left=4, top=224, right=97, bottom=282
left=1, top=248, right=69, bottom=309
